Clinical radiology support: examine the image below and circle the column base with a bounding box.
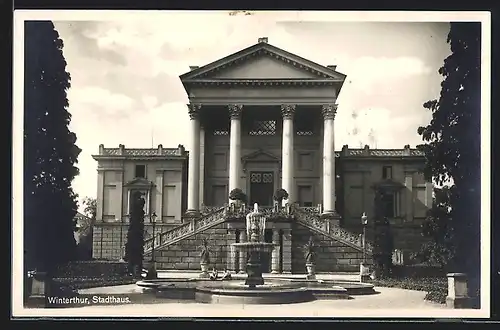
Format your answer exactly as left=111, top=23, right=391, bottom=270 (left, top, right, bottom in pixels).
left=271, top=270, right=280, bottom=274
left=183, top=210, right=200, bottom=220
left=321, top=211, right=342, bottom=226
left=238, top=271, right=246, bottom=274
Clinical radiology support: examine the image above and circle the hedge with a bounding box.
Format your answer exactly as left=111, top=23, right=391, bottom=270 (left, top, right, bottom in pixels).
left=370, top=277, right=448, bottom=304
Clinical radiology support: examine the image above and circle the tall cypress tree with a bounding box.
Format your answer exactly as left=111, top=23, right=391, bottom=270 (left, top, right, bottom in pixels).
left=417, top=22, right=481, bottom=305
left=24, top=21, right=81, bottom=274
left=124, top=191, right=145, bottom=276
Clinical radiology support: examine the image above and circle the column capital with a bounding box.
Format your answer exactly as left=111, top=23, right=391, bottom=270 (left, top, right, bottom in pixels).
left=321, top=104, right=338, bottom=120
left=187, top=103, right=201, bottom=120
left=228, top=104, right=243, bottom=119
left=281, top=104, right=296, bottom=119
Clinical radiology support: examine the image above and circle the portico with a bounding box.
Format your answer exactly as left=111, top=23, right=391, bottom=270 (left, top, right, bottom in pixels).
left=180, top=37, right=346, bottom=223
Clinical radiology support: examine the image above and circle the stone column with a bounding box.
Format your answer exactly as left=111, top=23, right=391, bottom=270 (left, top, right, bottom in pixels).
left=282, top=228, right=292, bottom=273
left=321, top=104, right=339, bottom=223
left=238, top=230, right=247, bottom=273
left=271, top=229, right=281, bottom=274
left=404, top=172, right=413, bottom=223
left=281, top=104, right=296, bottom=204
left=155, top=170, right=163, bottom=222
left=228, top=104, right=243, bottom=201
left=199, top=125, right=205, bottom=208
left=187, top=103, right=201, bottom=215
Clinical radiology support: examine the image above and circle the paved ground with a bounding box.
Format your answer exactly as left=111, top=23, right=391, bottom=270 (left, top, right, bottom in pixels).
left=65, top=271, right=446, bottom=317
left=19, top=271, right=453, bottom=317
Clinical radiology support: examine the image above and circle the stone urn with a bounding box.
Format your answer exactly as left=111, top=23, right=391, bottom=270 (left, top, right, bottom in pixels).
left=304, top=237, right=317, bottom=280
left=359, top=262, right=371, bottom=282
left=199, top=239, right=211, bottom=278
left=306, top=263, right=316, bottom=280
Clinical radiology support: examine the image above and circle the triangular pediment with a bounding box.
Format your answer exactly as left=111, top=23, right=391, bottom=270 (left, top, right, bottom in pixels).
left=242, top=149, right=280, bottom=163
left=124, top=177, right=155, bottom=188
left=180, top=42, right=346, bottom=82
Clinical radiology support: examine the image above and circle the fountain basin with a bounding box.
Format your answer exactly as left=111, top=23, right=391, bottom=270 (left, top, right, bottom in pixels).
left=136, top=277, right=376, bottom=304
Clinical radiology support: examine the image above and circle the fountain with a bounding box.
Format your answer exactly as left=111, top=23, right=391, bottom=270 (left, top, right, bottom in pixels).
left=231, top=203, right=276, bottom=288
left=135, top=203, right=377, bottom=304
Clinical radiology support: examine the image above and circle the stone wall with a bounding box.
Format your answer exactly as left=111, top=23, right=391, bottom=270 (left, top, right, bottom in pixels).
left=291, top=223, right=371, bottom=273
left=92, top=223, right=175, bottom=261
left=153, top=222, right=233, bottom=270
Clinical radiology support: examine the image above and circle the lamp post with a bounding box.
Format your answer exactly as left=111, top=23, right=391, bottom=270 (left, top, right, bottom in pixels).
left=360, top=212, right=369, bottom=282
left=151, top=212, right=157, bottom=263
left=361, top=212, right=368, bottom=262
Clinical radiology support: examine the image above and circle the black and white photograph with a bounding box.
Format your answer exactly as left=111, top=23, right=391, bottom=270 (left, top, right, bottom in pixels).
left=12, top=10, right=491, bottom=318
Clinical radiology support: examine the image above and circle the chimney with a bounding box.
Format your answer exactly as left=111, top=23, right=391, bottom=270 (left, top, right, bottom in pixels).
left=118, top=144, right=125, bottom=155
left=327, top=65, right=337, bottom=70
left=342, top=144, right=349, bottom=156
left=177, top=144, right=185, bottom=155
left=258, top=37, right=268, bottom=43
left=157, top=144, right=163, bottom=155
left=189, top=66, right=199, bottom=71
left=404, top=144, right=411, bottom=156
left=363, top=145, right=370, bottom=155
left=99, top=144, right=104, bottom=155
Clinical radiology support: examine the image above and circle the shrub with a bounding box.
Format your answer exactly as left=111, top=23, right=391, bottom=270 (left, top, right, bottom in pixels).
left=370, top=277, right=447, bottom=304
left=229, top=188, right=247, bottom=203
left=273, top=188, right=289, bottom=204
left=125, top=191, right=146, bottom=277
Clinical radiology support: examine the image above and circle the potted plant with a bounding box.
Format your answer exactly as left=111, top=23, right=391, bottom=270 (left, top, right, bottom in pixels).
left=199, top=238, right=211, bottom=278
left=229, top=188, right=247, bottom=206
left=304, top=237, right=317, bottom=279
left=273, top=188, right=289, bottom=208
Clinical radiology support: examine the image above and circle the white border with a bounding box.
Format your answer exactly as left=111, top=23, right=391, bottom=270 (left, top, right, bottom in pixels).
left=12, top=10, right=491, bottom=318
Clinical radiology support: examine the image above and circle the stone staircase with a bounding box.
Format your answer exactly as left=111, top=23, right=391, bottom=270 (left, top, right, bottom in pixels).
left=292, top=206, right=373, bottom=255
left=143, top=204, right=373, bottom=256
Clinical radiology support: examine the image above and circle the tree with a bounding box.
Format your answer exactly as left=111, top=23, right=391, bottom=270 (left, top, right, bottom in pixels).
left=372, top=187, right=394, bottom=278
left=77, top=197, right=97, bottom=260
left=417, top=23, right=481, bottom=303
left=417, top=187, right=456, bottom=268
left=24, top=21, right=81, bottom=275
left=124, top=191, right=145, bottom=277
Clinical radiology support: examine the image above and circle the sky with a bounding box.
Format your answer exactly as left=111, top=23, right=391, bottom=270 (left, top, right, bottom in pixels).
left=50, top=12, right=452, bottom=210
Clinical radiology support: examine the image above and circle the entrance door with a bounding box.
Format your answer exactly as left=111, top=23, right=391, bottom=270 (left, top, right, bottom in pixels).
left=260, top=229, right=273, bottom=273
left=249, top=171, right=274, bottom=206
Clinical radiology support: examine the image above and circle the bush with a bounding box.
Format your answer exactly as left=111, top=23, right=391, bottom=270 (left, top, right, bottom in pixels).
left=370, top=277, right=447, bottom=304
left=229, top=188, right=247, bottom=203
left=55, top=260, right=128, bottom=279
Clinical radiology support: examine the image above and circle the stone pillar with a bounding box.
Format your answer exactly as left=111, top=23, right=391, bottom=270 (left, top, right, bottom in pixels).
left=96, top=170, right=104, bottom=221
left=446, top=273, right=470, bottom=308
left=199, top=125, right=205, bottom=208
left=271, top=229, right=281, bottom=274
left=228, top=104, right=243, bottom=201
left=186, top=103, right=201, bottom=215
left=282, top=228, right=292, bottom=273
left=321, top=104, right=340, bottom=225
left=281, top=104, right=296, bottom=204
left=404, top=172, right=413, bottom=223
left=155, top=170, right=163, bottom=222
left=238, top=230, right=247, bottom=273
left=226, top=230, right=237, bottom=272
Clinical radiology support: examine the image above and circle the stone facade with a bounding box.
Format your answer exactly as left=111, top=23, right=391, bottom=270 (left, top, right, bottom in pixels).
left=91, top=38, right=433, bottom=272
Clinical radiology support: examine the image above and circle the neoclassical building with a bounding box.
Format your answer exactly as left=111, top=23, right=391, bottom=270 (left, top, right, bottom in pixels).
left=92, top=38, right=433, bottom=272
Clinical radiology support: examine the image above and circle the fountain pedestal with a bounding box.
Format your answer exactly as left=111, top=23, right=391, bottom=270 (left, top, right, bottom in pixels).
left=245, top=251, right=264, bottom=288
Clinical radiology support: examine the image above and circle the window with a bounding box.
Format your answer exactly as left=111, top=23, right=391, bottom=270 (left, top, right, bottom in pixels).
left=381, top=191, right=400, bottom=218
left=382, top=166, right=392, bottom=179
left=298, top=185, right=313, bottom=207
left=249, top=120, right=276, bottom=136
left=135, top=165, right=146, bottom=178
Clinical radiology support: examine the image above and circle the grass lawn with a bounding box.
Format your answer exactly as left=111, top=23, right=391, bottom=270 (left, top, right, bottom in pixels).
left=53, top=276, right=138, bottom=290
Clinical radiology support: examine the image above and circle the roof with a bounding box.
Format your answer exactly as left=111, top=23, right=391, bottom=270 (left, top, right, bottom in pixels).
left=337, top=148, right=424, bottom=158
left=92, top=144, right=188, bottom=160
left=179, top=39, right=346, bottom=92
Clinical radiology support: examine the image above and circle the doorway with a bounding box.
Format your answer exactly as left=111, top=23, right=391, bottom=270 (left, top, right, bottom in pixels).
left=260, top=229, right=273, bottom=273
left=249, top=171, right=274, bottom=207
